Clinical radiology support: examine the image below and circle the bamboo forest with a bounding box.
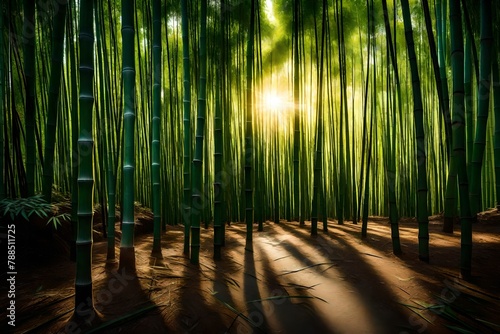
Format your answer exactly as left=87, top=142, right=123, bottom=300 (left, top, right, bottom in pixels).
left=2, top=0, right=500, bottom=333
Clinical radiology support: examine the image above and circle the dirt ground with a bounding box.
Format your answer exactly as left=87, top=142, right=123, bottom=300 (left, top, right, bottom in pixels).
left=2, top=210, right=500, bottom=334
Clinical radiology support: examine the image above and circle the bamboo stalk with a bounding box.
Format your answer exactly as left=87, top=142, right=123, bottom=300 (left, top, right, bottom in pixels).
left=181, top=0, right=192, bottom=255
left=151, top=0, right=162, bottom=258
left=401, top=0, right=430, bottom=262
left=75, top=0, right=95, bottom=319
left=245, top=0, right=256, bottom=249
left=470, top=0, right=494, bottom=215
left=119, top=0, right=137, bottom=272
left=41, top=0, right=67, bottom=202
left=190, top=0, right=208, bottom=264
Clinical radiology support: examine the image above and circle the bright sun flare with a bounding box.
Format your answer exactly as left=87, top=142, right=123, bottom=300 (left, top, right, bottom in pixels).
left=263, top=92, right=286, bottom=113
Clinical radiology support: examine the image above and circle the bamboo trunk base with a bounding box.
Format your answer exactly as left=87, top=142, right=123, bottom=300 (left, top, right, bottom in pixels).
left=74, top=283, right=93, bottom=310
left=151, top=245, right=163, bottom=260
left=119, top=247, right=136, bottom=273
left=460, top=269, right=471, bottom=281
left=214, top=245, right=222, bottom=260
left=442, top=216, right=455, bottom=233
left=393, top=248, right=402, bottom=256
left=72, top=283, right=103, bottom=328
left=106, top=246, right=116, bottom=263
left=419, top=255, right=430, bottom=263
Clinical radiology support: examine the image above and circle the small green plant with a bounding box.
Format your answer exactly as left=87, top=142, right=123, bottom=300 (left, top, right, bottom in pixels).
left=0, top=194, right=69, bottom=230
left=0, top=194, right=51, bottom=221
left=47, top=213, right=71, bottom=229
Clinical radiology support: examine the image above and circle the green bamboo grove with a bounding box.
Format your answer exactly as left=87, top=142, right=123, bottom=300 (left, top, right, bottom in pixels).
left=2, top=0, right=500, bottom=311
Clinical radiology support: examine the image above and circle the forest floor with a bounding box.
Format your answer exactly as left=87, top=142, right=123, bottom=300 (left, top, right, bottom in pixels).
left=2, top=207, right=500, bottom=334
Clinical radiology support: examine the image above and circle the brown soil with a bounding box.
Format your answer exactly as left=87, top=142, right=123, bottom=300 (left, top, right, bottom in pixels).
left=2, top=210, right=500, bottom=334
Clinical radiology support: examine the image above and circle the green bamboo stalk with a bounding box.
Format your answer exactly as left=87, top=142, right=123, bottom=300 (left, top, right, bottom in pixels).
left=443, top=157, right=457, bottom=232
left=492, top=56, right=500, bottom=208
left=67, top=0, right=78, bottom=262
left=361, top=117, right=373, bottom=238
left=464, top=30, right=473, bottom=172
left=94, top=0, right=107, bottom=243
left=350, top=65, right=358, bottom=223
left=74, top=0, right=95, bottom=319
left=151, top=0, right=162, bottom=258
left=300, top=39, right=309, bottom=225
left=387, top=96, right=401, bottom=254
left=95, top=0, right=117, bottom=263
left=422, top=0, right=451, bottom=157
left=401, top=0, right=430, bottom=262
left=311, top=0, right=327, bottom=237
left=421, top=4, right=449, bottom=217
left=470, top=0, right=494, bottom=215
left=106, top=156, right=116, bottom=262
left=335, top=0, right=346, bottom=226
left=437, top=0, right=452, bottom=155
left=134, top=0, right=152, bottom=210
left=213, top=0, right=227, bottom=260
left=42, top=0, right=67, bottom=202
left=214, top=63, right=223, bottom=259
left=449, top=0, right=474, bottom=280
left=361, top=0, right=374, bottom=236
left=357, top=35, right=369, bottom=224
left=444, top=4, right=460, bottom=231
left=461, top=0, right=480, bottom=87
left=24, top=0, right=36, bottom=197
left=293, top=0, right=301, bottom=223
left=181, top=0, right=192, bottom=255
left=362, top=32, right=375, bottom=237
left=382, top=0, right=401, bottom=254
left=244, top=0, right=256, bottom=249
left=119, top=0, right=137, bottom=272
left=190, top=0, right=207, bottom=264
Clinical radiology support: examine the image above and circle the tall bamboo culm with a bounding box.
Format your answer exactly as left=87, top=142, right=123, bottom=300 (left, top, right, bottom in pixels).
left=181, top=0, right=192, bottom=255
left=244, top=0, right=256, bottom=249
left=119, top=0, right=137, bottom=272
left=292, top=0, right=301, bottom=223
left=24, top=0, right=36, bottom=197
left=151, top=0, right=162, bottom=258
left=42, top=1, right=67, bottom=202
left=401, top=0, right=430, bottom=262
left=68, top=1, right=79, bottom=261
left=213, top=0, right=226, bottom=260
left=381, top=0, right=401, bottom=255
left=449, top=0, right=473, bottom=281
left=190, top=0, right=208, bottom=264
left=74, top=0, right=96, bottom=320
left=311, top=0, right=327, bottom=236
left=469, top=0, right=493, bottom=215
